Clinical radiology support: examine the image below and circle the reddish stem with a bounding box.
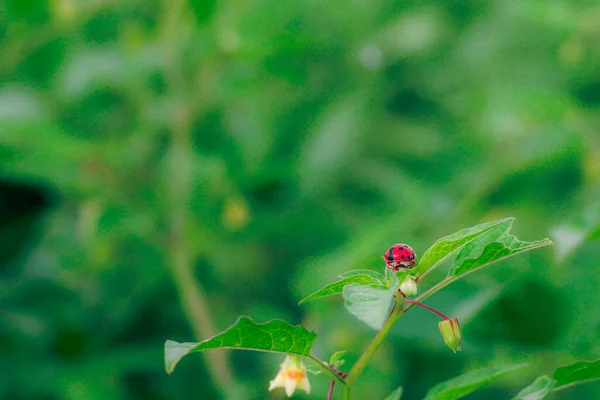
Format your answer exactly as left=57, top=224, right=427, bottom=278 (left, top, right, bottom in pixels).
left=404, top=299, right=449, bottom=320
left=327, top=380, right=335, bottom=400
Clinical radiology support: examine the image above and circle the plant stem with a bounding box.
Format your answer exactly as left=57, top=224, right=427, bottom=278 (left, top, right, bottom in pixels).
left=403, top=299, right=449, bottom=320
left=345, top=296, right=405, bottom=387
left=342, top=385, right=351, bottom=400
left=343, top=281, right=454, bottom=395
left=327, top=380, right=336, bottom=400
left=167, top=116, right=235, bottom=394
left=162, top=0, right=234, bottom=396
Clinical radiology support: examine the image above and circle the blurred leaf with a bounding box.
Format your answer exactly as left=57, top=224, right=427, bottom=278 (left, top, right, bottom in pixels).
left=298, top=90, right=371, bottom=192
left=4, top=0, right=50, bottom=25
left=299, top=273, right=386, bottom=305
left=512, top=359, right=600, bottom=399
left=164, top=317, right=316, bottom=374
left=449, top=285, right=502, bottom=324
left=423, top=364, right=527, bottom=400
left=553, top=359, right=600, bottom=390
left=188, top=0, right=217, bottom=27
left=551, top=225, right=587, bottom=262
left=384, top=386, right=404, bottom=400
left=416, top=218, right=512, bottom=277
left=329, top=350, right=347, bottom=366
left=551, top=203, right=600, bottom=261
left=342, top=273, right=398, bottom=330
left=513, top=375, right=555, bottom=400
left=449, top=219, right=553, bottom=279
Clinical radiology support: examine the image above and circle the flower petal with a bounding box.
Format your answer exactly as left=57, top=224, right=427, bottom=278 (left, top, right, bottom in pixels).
left=296, top=374, right=311, bottom=394
left=284, top=377, right=297, bottom=397
left=269, top=370, right=285, bottom=391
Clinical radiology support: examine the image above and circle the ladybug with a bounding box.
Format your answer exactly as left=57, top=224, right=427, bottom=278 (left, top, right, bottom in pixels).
left=383, top=243, right=416, bottom=271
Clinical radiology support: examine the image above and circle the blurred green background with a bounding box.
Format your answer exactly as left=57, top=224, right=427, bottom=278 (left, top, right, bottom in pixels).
left=1, top=0, right=600, bottom=399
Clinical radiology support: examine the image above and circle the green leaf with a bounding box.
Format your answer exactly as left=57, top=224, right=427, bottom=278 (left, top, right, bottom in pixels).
left=511, top=359, right=600, bottom=399
left=188, top=0, right=217, bottom=26
left=513, top=376, right=555, bottom=400
left=384, top=386, right=404, bottom=400
left=342, top=273, right=398, bottom=330
left=299, top=274, right=386, bottom=305
left=553, top=359, right=600, bottom=390
left=416, top=218, right=513, bottom=277
left=423, top=364, right=527, bottom=400
left=329, top=351, right=347, bottom=366
left=551, top=203, right=600, bottom=261
left=164, top=317, right=316, bottom=375
left=449, top=219, right=553, bottom=279
left=338, top=269, right=385, bottom=280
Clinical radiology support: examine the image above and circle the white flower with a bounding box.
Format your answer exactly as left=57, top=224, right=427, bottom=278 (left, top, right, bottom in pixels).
left=268, top=355, right=311, bottom=397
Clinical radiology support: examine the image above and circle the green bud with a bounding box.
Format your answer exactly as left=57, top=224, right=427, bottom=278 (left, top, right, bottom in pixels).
left=438, top=318, right=461, bottom=353
left=400, top=275, right=418, bottom=297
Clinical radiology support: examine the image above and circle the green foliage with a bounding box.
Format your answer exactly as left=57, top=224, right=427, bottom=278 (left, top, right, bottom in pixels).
left=416, top=218, right=512, bottom=277
left=2, top=0, right=600, bottom=398
left=513, top=376, right=555, bottom=400
left=299, top=272, right=386, bottom=304
left=328, top=351, right=347, bottom=368
left=342, top=272, right=398, bottom=330
left=512, top=358, right=600, bottom=399
left=553, top=359, right=600, bottom=391
left=300, top=219, right=550, bottom=334
left=449, top=219, right=553, bottom=279
left=383, top=386, right=403, bottom=400
left=552, top=204, right=600, bottom=261
left=423, top=364, right=527, bottom=400
left=165, top=317, right=316, bottom=374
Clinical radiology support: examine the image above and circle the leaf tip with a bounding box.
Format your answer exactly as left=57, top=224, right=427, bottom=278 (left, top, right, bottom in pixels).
left=164, top=339, right=195, bottom=375
left=164, top=340, right=178, bottom=375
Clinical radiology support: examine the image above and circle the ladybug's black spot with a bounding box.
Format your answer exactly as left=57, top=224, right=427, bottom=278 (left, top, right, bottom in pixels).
left=387, top=248, right=395, bottom=261
left=401, top=255, right=405, bottom=259
left=399, top=246, right=404, bottom=250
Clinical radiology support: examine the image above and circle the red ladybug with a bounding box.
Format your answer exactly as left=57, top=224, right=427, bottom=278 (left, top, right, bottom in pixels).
left=383, top=244, right=416, bottom=271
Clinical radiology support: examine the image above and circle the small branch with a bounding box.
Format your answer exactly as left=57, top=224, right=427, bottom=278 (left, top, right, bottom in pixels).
left=161, top=0, right=234, bottom=396
left=345, top=296, right=405, bottom=386
left=327, top=380, right=336, bottom=400
left=403, top=299, right=449, bottom=320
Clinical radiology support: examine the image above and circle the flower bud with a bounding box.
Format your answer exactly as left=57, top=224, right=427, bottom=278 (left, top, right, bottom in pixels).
left=269, top=355, right=311, bottom=397
left=438, top=318, right=461, bottom=353
left=400, top=276, right=418, bottom=297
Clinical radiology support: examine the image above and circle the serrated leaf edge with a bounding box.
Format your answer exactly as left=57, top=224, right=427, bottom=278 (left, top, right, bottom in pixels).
left=165, top=316, right=316, bottom=375
left=417, top=217, right=514, bottom=277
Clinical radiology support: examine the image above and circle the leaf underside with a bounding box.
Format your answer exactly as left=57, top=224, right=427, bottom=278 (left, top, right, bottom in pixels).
left=164, top=317, right=316, bottom=374
left=513, top=375, right=555, bottom=400
left=342, top=273, right=398, bottom=330
left=299, top=272, right=386, bottom=304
